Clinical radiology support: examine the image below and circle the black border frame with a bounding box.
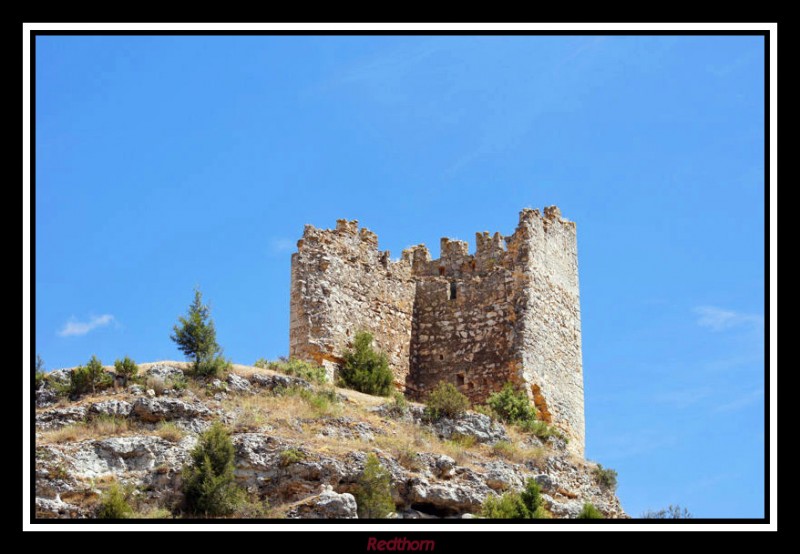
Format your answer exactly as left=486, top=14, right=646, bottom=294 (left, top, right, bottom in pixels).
left=25, top=25, right=773, bottom=529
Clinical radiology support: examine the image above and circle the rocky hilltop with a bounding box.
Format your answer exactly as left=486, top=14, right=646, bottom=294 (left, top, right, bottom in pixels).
left=34, top=362, right=626, bottom=519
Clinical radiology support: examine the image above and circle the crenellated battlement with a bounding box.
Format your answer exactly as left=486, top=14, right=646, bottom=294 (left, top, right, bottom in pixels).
left=289, top=206, right=585, bottom=456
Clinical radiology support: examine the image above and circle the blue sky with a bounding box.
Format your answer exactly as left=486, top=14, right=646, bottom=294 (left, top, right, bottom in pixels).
left=34, top=35, right=765, bottom=518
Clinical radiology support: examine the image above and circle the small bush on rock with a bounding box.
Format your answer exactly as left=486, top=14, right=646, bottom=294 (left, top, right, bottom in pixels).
left=479, top=478, right=548, bottom=519
left=480, top=491, right=529, bottom=519
left=97, top=482, right=133, bottom=519
left=339, top=331, right=394, bottom=396
left=578, top=503, right=603, bottom=519
left=593, top=464, right=618, bottom=491
left=279, top=448, right=306, bottom=467
left=486, top=383, right=536, bottom=424
left=424, top=381, right=469, bottom=421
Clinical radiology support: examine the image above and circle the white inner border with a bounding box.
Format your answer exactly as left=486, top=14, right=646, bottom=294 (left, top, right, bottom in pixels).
left=22, top=21, right=778, bottom=532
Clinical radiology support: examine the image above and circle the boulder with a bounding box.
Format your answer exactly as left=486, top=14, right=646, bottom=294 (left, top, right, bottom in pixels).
left=286, top=485, right=358, bottom=519
left=89, top=400, right=133, bottom=418
left=36, top=406, right=87, bottom=430
left=226, top=373, right=252, bottom=393
left=131, top=397, right=211, bottom=422
left=248, top=372, right=312, bottom=391
left=145, top=364, right=185, bottom=381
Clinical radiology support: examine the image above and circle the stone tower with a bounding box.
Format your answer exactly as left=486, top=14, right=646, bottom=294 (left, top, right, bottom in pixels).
left=289, top=207, right=585, bottom=456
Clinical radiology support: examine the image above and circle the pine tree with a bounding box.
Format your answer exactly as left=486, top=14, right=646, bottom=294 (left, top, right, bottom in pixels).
left=114, top=356, right=139, bottom=386
left=354, top=453, right=395, bottom=518
left=170, top=288, right=221, bottom=373
left=182, top=421, right=242, bottom=516
left=85, top=355, right=105, bottom=394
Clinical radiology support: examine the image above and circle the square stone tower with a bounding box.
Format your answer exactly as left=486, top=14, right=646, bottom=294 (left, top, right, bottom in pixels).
left=289, top=207, right=585, bottom=456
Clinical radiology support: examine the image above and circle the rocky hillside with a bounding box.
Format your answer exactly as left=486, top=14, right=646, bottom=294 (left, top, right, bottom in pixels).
left=34, top=362, right=626, bottom=519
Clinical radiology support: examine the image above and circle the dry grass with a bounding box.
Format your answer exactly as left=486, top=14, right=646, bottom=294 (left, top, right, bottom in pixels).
left=374, top=434, right=423, bottom=472
left=224, top=385, right=343, bottom=436
left=144, top=376, right=167, bottom=395
left=133, top=506, right=174, bottom=519
left=490, top=439, right=545, bottom=464
left=154, top=421, right=184, bottom=442
left=41, top=416, right=131, bottom=444
left=439, top=435, right=478, bottom=465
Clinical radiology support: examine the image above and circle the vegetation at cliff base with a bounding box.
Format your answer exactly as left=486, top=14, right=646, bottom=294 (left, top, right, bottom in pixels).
left=338, top=331, right=394, bottom=396
left=577, top=503, right=603, bottom=519
left=480, top=478, right=549, bottom=519
left=97, top=482, right=133, bottom=519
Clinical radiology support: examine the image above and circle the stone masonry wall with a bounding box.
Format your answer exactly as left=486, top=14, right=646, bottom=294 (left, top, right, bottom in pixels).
left=289, top=220, right=416, bottom=384
left=514, top=207, right=584, bottom=456
left=289, top=208, right=585, bottom=457
left=408, top=271, right=520, bottom=403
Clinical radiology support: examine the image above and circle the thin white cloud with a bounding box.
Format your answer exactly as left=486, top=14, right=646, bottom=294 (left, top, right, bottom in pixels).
left=694, top=306, right=763, bottom=332
left=270, top=238, right=296, bottom=253
left=58, top=314, right=115, bottom=337
left=713, top=389, right=764, bottom=414
left=655, top=387, right=714, bottom=409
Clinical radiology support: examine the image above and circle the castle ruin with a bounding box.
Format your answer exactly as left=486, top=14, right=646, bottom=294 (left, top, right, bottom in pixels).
left=289, top=207, right=585, bottom=456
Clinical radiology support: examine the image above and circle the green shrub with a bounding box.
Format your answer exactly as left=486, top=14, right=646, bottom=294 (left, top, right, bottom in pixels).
left=170, top=375, right=188, bottom=390
left=256, top=357, right=328, bottom=384
left=480, top=492, right=529, bottom=519
left=278, top=448, right=306, bottom=467
left=518, top=419, right=566, bottom=442
left=171, top=288, right=224, bottom=373
left=641, top=504, right=692, bottom=519
left=593, top=464, right=618, bottom=491
left=97, top=482, right=133, bottom=519
left=354, top=453, right=395, bottom=518
left=384, top=391, right=409, bottom=418
left=486, top=383, right=536, bottom=424
left=424, top=381, right=469, bottom=421
left=85, top=355, right=109, bottom=394
left=113, top=356, right=139, bottom=385
left=194, top=355, right=232, bottom=378
left=182, top=421, right=243, bottom=516
left=577, top=503, right=603, bottom=519
left=520, top=478, right=545, bottom=516
left=479, top=478, right=547, bottom=519
left=338, top=331, right=394, bottom=396
left=69, top=355, right=112, bottom=397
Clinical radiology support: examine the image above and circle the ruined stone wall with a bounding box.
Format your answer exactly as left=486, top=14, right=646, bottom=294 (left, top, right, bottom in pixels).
left=289, top=220, right=416, bottom=384
left=408, top=273, right=524, bottom=403
left=289, top=207, right=585, bottom=457
left=407, top=237, right=526, bottom=403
